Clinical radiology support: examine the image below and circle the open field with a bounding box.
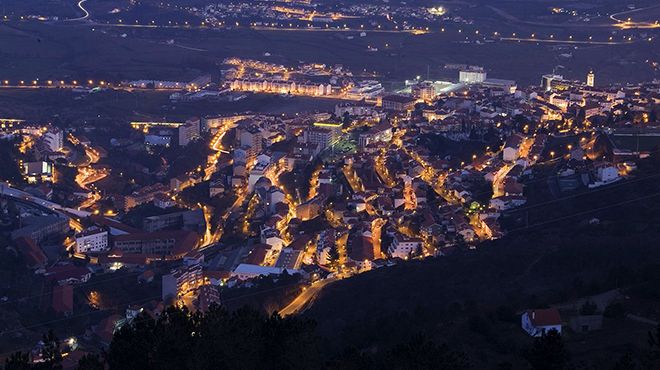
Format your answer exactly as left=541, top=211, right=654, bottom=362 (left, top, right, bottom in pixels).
left=0, top=14, right=657, bottom=87
left=0, top=88, right=346, bottom=123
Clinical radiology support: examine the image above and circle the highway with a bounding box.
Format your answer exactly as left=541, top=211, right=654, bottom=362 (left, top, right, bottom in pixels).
left=610, top=5, right=660, bottom=29
left=500, top=37, right=634, bottom=45
left=279, top=276, right=338, bottom=316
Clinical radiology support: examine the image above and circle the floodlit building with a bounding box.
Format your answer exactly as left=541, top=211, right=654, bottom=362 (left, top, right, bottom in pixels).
left=459, top=67, right=487, bottom=84
left=75, top=226, right=109, bottom=254
left=586, top=70, right=595, bottom=87
left=42, top=128, right=64, bottom=152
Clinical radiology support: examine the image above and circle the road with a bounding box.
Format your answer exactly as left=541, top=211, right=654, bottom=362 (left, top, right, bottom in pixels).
left=500, top=37, right=633, bottom=45
left=609, top=5, right=660, bottom=29
left=65, top=0, right=90, bottom=22
left=279, top=276, right=338, bottom=316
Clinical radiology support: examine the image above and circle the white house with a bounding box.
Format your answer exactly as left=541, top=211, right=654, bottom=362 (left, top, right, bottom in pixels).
left=521, top=308, right=562, bottom=337
left=503, top=134, right=524, bottom=162
left=75, top=226, right=109, bottom=254
left=231, top=264, right=299, bottom=280
left=387, top=235, right=422, bottom=259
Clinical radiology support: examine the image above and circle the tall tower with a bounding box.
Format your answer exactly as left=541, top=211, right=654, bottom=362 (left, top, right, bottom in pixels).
left=586, top=70, right=595, bottom=87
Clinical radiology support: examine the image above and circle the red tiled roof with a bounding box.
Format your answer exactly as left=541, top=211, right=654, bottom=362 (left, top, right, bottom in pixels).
left=245, top=244, right=269, bottom=265
left=527, top=308, right=562, bottom=326
left=46, top=264, right=90, bottom=283
left=52, top=284, right=73, bottom=314
left=15, top=237, right=47, bottom=268
left=89, top=215, right=141, bottom=234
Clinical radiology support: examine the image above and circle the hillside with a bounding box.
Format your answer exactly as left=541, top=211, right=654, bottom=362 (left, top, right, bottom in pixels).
left=305, top=158, right=660, bottom=369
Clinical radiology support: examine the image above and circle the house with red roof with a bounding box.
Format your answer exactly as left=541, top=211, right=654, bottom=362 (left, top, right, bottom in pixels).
left=521, top=308, right=562, bottom=337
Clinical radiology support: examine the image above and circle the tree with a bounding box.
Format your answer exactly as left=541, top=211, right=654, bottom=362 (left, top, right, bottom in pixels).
left=4, top=352, right=30, bottom=370
left=611, top=353, right=637, bottom=370
left=645, top=326, right=660, bottom=369
left=523, top=330, right=570, bottom=370
left=328, top=244, right=340, bottom=267
left=40, top=330, right=63, bottom=370
left=76, top=354, right=104, bottom=370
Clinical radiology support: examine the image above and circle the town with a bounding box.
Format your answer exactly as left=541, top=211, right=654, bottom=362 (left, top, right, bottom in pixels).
left=0, top=0, right=659, bottom=367
left=1, top=52, right=658, bottom=364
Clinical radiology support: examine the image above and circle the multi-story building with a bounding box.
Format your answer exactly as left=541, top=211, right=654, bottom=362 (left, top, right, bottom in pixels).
left=237, top=121, right=263, bottom=163
left=75, top=226, right=109, bottom=254
left=11, top=214, right=70, bottom=243
left=178, top=118, right=201, bottom=146
left=42, top=128, right=64, bottom=152
left=381, top=95, right=416, bottom=112
left=358, top=121, right=392, bottom=149
left=142, top=209, right=206, bottom=234
left=162, top=254, right=204, bottom=300
left=459, top=67, right=487, bottom=84
left=387, top=234, right=422, bottom=259
left=412, top=82, right=436, bottom=101
left=112, top=230, right=199, bottom=259
left=122, top=183, right=169, bottom=211
left=306, top=127, right=333, bottom=151
left=586, top=70, right=595, bottom=87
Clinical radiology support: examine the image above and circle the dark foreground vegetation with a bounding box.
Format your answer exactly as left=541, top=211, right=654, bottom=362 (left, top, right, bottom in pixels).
left=3, top=304, right=660, bottom=370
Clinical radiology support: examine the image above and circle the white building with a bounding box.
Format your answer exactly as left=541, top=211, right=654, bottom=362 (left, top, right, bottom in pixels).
left=231, top=264, right=300, bottom=280
left=586, top=70, right=595, bottom=87
left=42, top=128, right=64, bottom=152
left=387, top=235, right=422, bottom=259
left=75, top=227, right=109, bottom=254
left=459, top=68, right=487, bottom=84
left=596, top=164, right=618, bottom=183
left=503, top=134, right=524, bottom=162
left=178, top=118, right=201, bottom=146
left=521, top=308, right=562, bottom=337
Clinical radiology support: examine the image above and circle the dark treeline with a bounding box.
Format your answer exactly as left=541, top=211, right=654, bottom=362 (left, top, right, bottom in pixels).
left=4, top=305, right=660, bottom=370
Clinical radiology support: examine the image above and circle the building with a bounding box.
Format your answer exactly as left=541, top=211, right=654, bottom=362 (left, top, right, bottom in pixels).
left=381, top=95, right=416, bottom=112
left=586, top=70, right=595, bottom=87
left=231, top=264, right=300, bottom=280
left=122, top=183, right=168, bottom=211
left=503, top=134, right=524, bottom=162
left=306, top=127, right=334, bottom=151
left=178, top=118, right=201, bottom=146
left=358, top=121, right=392, bottom=149
left=162, top=254, right=204, bottom=300
left=46, top=264, right=92, bottom=285
left=112, top=230, right=199, bottom=259
left=42, top=128, right=64, bottom=152
left=237, top=121, right=263, bottom=163
left=345, top=80, right=384, bottom=99
left=75, top=226, right=109, bottom=254
left=459, top=67, right=487, bottom=84
left=142, top=209, right=206, bottom=234
left=541, top=74, right=572, bottom=92
left=412, top=82, right=436, bottom=101
left=153, top=193, right=176, bottom=209
left=22, top=161, right=53, bottom=183
left=521, top=308, right=562, bottom=337
left=387, top=235, right=422, bottom=259
left=11, top=214, right=70, bottom=243
left=274, top=248, right=304, bottom=270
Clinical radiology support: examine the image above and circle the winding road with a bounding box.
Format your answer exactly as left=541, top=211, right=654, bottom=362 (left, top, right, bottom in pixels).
left=65, top=0, right=90, bottom=22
